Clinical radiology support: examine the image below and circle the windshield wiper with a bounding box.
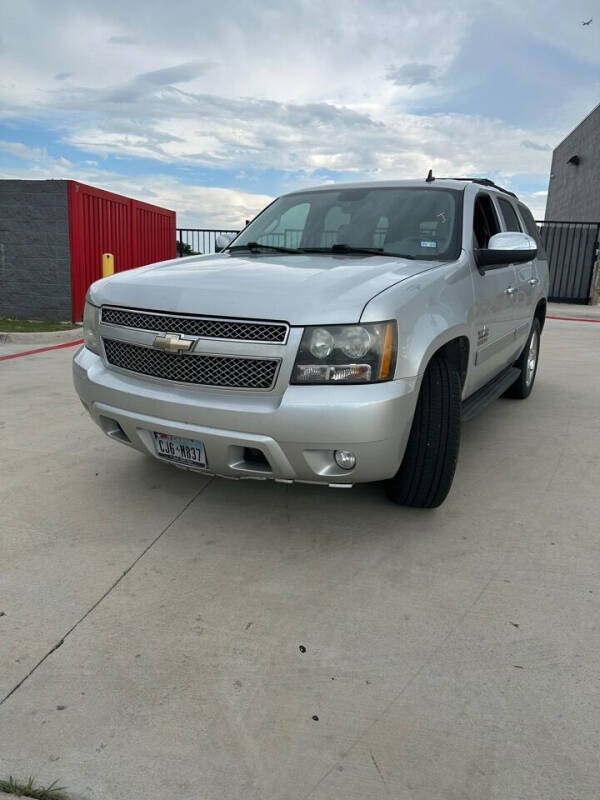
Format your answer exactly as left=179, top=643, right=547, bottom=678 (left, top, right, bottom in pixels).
left=331, top=244, right=384, bottom=255
left=228, top=242, right=301, bottom=254
left=302, top=244, right=416, bottom=259
left=229, top=241, right=417, bottom=259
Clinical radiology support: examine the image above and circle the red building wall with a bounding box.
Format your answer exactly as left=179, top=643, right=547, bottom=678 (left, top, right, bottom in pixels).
left=68, top=180, right=176, bottom=319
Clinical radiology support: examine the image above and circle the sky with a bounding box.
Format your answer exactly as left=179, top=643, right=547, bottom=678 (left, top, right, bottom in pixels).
left=0, top=0, right=599, bottom=228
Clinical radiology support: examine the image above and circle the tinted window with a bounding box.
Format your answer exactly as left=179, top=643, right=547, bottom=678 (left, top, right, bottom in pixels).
left=473, top=194, right=501, bottom=248
left=498, top=198, right=522, bottom=232
left=232, top=187, right=462, bottom=260
left=518, top=204, right=542, bottom=245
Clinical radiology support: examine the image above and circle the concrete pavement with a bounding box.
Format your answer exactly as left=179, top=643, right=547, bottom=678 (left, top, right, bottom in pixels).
left=1, top=318, right=599, bottom=800
left=548, top=301, right=600, bottom=320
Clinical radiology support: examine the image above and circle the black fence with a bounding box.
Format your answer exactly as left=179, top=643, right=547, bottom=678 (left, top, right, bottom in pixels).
left=536, top=220, right=600, bottom=303
left=176, top=228, right=239, bottom=256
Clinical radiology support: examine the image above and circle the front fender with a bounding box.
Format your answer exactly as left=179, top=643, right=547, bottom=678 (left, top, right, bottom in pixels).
left=360, top=256, right=474, bottom=379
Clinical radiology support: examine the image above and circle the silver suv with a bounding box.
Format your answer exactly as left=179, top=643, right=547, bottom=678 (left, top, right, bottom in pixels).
left=74, top=177, right=548, bottom=507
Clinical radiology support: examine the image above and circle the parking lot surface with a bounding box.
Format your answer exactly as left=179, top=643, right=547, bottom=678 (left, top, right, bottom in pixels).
left=1, top=318, right=599, bottom=800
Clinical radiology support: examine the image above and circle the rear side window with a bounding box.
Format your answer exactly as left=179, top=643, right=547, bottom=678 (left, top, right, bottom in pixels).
left=497, top=198, right=522, bottom=232
left=518, top=204, right=542, bottom=246
left=473, top=193, right=501, bottom=248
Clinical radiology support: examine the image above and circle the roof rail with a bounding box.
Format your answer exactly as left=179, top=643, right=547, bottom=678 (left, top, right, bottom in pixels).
left=442, top=177, right=518, bottom=199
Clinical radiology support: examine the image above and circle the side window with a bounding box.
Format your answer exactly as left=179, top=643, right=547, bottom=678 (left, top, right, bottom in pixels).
left=518, top=204, right=542, bottom=248
left=473, top=194, right=501, bottom=249
left=497, top=198, right=522, bottom=232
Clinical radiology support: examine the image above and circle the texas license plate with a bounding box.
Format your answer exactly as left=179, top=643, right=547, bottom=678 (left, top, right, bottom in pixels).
left=152, top=432, right=207, bottom=467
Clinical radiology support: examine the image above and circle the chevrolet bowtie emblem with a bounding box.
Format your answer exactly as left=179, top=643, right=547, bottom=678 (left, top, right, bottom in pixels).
left=153, top=333, right=194, bottom=353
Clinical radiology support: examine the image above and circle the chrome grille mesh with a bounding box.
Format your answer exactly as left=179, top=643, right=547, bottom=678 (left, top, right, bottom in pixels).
left=101, top=307, right=288, bottom=343
left=103, top=339, right=279, bottom=389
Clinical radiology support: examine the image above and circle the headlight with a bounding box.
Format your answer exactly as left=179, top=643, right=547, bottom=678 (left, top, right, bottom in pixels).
left=83, top=299, right=101, bottom=355
left=309, top=328, right=335, bottom=358
left=338, top=326, right=372, bottom=358
left=292, top=321, right=396, bottom=384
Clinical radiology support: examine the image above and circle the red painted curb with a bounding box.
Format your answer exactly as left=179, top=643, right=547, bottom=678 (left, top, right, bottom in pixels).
left=547, top=315, right=600, bottom=323
left=0, top=338, right=83, bottom=362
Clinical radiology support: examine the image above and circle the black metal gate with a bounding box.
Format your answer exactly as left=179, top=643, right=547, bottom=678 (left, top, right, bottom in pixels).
left=176, top=228, right=239, bottom=256
left=536, top=220, right=600, bottom=303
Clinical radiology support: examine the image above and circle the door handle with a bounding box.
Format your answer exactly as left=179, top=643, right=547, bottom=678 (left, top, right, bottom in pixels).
left=528, top=278, right=539, bottom=286
left=505, top=286, right=518, bottom=295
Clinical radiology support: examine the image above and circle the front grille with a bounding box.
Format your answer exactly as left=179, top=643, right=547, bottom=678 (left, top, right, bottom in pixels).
left=101, top=307, right=288, bottom=343
left=103, top=339, right=280, bottom=390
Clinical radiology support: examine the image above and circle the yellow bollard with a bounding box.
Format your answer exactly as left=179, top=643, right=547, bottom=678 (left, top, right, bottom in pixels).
left=102, top=253, right=114, bottom=278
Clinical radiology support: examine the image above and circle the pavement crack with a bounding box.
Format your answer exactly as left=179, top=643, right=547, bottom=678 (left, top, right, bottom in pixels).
left=370, top=751, right=387, bottom=790
left=0, top=479, right=213, bottom=707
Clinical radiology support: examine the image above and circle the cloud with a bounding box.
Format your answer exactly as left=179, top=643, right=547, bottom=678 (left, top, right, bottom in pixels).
left=2, top=0, right=593, bottom=229
left=0, top=149, right=272, bottom=229
left=56, top=89, right=554, bottom=182
left=521, top=140, right=552, bottom=151
left=0, top=0, right=472, bottom=114
left=386, top=63, right=438, bottom=87
left=94, top=61, right=216, bottom=103
left=108, top=35, right=137, bottom=45
left=135, top=62, right=214, bottom=88
left=418, top=10, right=600, bottom=128
left=0, top=140, right=46, bottom=160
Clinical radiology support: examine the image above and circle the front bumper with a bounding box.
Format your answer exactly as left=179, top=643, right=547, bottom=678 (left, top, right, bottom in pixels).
left=73, top=347, right=419, bottom=486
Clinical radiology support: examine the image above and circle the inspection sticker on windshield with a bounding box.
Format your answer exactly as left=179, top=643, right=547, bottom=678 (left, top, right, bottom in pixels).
left=420, top=240, right=437, bottom=248
left=152, top=432, right=207, bottom=468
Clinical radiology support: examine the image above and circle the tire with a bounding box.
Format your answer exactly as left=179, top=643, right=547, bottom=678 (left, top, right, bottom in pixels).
left=503, top=318, right=541, bottom=399
left=385, top=355, right=462, bottom=508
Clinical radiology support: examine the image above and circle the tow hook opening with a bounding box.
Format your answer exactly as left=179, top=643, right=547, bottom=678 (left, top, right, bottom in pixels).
left=242, top=446, right=272, bottom=472
left=228, top=445, right=273, bottom=474
left=99, top=415, right=131, bottom=444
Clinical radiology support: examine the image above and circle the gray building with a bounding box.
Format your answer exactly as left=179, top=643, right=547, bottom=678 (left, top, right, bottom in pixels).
left=546, top=102, right=600, bottom=222
left=0, top=180, right=73, bottom=320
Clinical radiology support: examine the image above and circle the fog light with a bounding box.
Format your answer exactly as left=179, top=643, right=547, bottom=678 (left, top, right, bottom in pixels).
left=334, top=450, right=356, bottom=470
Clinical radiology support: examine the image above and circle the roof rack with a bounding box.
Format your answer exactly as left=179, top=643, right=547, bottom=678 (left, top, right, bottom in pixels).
left=442, top=177, right=518, bottom=199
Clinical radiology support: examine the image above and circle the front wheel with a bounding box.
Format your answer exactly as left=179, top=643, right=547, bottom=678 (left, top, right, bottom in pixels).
left=385, top=355, right=462, bottom=508
left=504, top=318, right=541, bottom=399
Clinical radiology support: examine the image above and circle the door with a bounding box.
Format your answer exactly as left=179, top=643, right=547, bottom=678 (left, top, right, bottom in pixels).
left=469, top=193, right=519, bottom=393
left=517, top=202, right=548, bottom=311
left=497, top=197, right=537, bottom=348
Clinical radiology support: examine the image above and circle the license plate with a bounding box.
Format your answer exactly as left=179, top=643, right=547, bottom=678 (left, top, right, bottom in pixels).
left=152, top=432, right=207, bottom=468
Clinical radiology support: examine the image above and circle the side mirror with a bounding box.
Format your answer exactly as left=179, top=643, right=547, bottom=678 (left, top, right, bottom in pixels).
left=476, top=232, right=537, bottom=270
left=215, top=232, right=237, bottom=251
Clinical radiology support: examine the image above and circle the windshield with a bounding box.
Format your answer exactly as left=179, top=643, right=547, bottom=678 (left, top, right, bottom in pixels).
left=230, top=186, right=461, bottom=260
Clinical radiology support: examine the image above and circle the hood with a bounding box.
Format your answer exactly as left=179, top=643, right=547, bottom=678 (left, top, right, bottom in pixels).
left=88, top=252, right=444, bottom=325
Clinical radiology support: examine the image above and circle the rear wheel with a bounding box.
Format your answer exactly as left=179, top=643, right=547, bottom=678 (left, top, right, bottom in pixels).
left=385, top=355, right=462, bottom=508
left=504, top=318, right=541, bottom=399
